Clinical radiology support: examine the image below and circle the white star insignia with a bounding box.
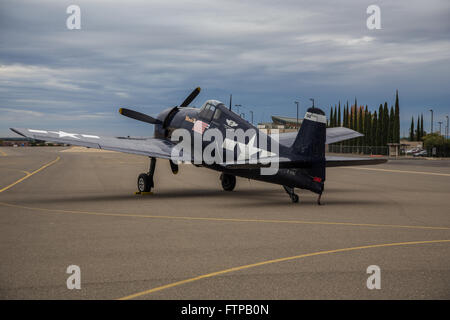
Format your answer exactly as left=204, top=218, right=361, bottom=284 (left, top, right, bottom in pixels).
left=49, top=130, right=80, bottom=139
left=223, top=135, right=275, bottom=161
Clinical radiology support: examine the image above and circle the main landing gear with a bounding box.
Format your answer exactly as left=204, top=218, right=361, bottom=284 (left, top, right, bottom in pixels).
left=137, top=157, right=156, bottom=193
left=220, top=173, right=236, bottom=191
left=283, top=185, right=299, bottom=203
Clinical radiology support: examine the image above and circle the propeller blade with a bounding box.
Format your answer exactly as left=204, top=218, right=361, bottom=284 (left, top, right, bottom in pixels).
left=119, top=108, right=162, bottom=125
left=179, top=87, right=201, bottom=108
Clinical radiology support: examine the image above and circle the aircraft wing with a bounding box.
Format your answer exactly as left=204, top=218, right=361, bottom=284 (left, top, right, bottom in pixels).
left=10, top=128, right=174, bottom=159
left=277, top=127, right=363, bottom=146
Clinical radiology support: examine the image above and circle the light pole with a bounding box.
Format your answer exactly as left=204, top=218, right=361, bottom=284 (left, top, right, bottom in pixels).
left=249, top=111, right=254, bottom=124
left=438, top=121, right=443, bottom=135
left=295, top=101, right=299, bottom=128
left=310, top=98, right=315, bottom=108
left=235, top=104, right=241, bottom=115
left=429, top=109, right=433, bottom=133
left=446, top=115, right=449, bottom=139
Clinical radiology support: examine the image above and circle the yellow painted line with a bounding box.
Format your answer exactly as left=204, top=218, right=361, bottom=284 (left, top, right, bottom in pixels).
left=0, top=200, right=448, bottom=231
left=0, top=149, right=7, bottom=156
left=345, top=166, right=450, bottom=177
left=2, top=168, right=31, bottom=175
left=0, top=156, right=60, bottom=193
left=118, top=239, right=450, bottom=300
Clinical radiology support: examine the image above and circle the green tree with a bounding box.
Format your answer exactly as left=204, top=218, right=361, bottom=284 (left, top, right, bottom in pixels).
left=358, top=106, right=363, bottom=147
left=374, top=111, right=380, bottom=146
left=394, top=90, right=400, bottom=143
left=420, top=114, right=424, bottom=139
left=416, top=116, right=420, bottom=141
left=363, top=106, right=368, bottom=146
left=329, top=107, right=333, bottom=127
left=410, top=116, right=414, bottom=141
left=346, top=101, right=350, bottom=127
left=388, top=106, right=394, bottom=143
left=383, top=102, right=389, bottom=145
left=423, top=133, right=447, bottom=155
left=338, top=102, right=341, bottom=127
left=378, top=104, right=383, bottom=146
left=334, top=106, right=338, bottom=127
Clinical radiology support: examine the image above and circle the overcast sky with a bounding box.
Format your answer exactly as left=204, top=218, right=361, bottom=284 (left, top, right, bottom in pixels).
left=1, top=0, right=449, bottom=137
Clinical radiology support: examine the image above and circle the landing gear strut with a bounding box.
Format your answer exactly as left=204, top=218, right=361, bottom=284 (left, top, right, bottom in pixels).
left=220, top=173, right=236, bottom=191
left=317, top=193, right=322, bottom=205
left=137, top=157, right=156, bottom=193
left=283, top=185, right=299, bottom=203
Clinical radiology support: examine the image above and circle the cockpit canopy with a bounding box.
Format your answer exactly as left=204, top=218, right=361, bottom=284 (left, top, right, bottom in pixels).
left=198, top=100, right=226, bottom=122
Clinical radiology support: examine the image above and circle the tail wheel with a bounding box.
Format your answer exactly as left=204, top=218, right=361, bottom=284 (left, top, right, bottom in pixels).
left=290, top=194, right=299, bottom=203
left=137, top=173, right=152, bottom=193
left=220, top=173, right=236, bottom=191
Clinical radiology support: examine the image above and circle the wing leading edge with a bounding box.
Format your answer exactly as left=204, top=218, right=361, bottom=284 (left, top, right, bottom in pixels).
left=325, top=155, right=387, bottom=167
left=10, top=128, right=174, bottom=159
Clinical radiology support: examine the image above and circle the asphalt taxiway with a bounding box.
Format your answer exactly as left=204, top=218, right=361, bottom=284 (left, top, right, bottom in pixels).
left=0, top=147, right=449, bottom=299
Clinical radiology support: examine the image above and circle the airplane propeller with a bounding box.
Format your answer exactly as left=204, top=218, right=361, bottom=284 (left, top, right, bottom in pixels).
left=179, top=87, right=201, bottom=108
left=118, top=87, right=201, bottom=137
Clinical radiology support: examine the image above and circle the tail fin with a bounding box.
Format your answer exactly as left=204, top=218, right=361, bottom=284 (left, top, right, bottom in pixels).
left=292, top=107, right=327, bottom=186
left=292, top=107, right=326, bottom=158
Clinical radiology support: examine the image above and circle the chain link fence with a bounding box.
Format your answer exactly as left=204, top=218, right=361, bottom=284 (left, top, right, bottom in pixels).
left=328, top=145, right=389, bottom=155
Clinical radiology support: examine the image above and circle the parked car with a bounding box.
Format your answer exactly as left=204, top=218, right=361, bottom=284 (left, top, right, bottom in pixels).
left=413, top=150, right=427, bottom=157
left=406, top=147, right=421, bottom=155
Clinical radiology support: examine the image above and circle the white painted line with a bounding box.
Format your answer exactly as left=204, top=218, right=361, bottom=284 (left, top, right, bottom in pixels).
left=345, top=166, right=450, bottom=177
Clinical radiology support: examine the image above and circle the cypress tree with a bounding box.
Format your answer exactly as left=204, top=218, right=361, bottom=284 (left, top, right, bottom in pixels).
left=345, top=103, right=348, bottom=127
left=333, top=106, right=336, bottom=127
left=394, top=90, right=400, bottom=143
left=410, top=116, right=414, bottom=141
left=338, top=102, right=341, bottom=127
left=389, top=106, right=395, bottom=143
left=374, top=111, right=379, bottom=146
left=346, top=101, right=350, bottom=127
left=420, top=114, right=424, bottom=138
left=352, top=105, right=357, bottom=147
left=383, top=102, right=389, bottom=145
left=416, top=116, right=420, bottom=141
left=378, top=104, right=383, bottom=146
left=342, top=104, right=348, bottom=146
left=367, top=110, right=372, bottom=147
left=358, top=106, right=363, bottom=147
left=329, top=107, right=333, bottom=127
left=364, top=106, right=369, bottom=146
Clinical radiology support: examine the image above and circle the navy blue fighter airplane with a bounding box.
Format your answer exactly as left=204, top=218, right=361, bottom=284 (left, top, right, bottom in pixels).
left=11, top=87, right=386, bottom=203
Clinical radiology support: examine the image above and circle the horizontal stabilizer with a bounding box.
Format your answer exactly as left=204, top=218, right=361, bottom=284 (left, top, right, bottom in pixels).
left=326, top=156, right=387, bottom=167
left=276, top=127, right=363, bottom=147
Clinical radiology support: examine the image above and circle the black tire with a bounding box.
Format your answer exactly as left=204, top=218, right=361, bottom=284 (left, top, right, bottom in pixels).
left=137, top=173, right=152, bottom=193
left=220, top=173, right=236, bottom=191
